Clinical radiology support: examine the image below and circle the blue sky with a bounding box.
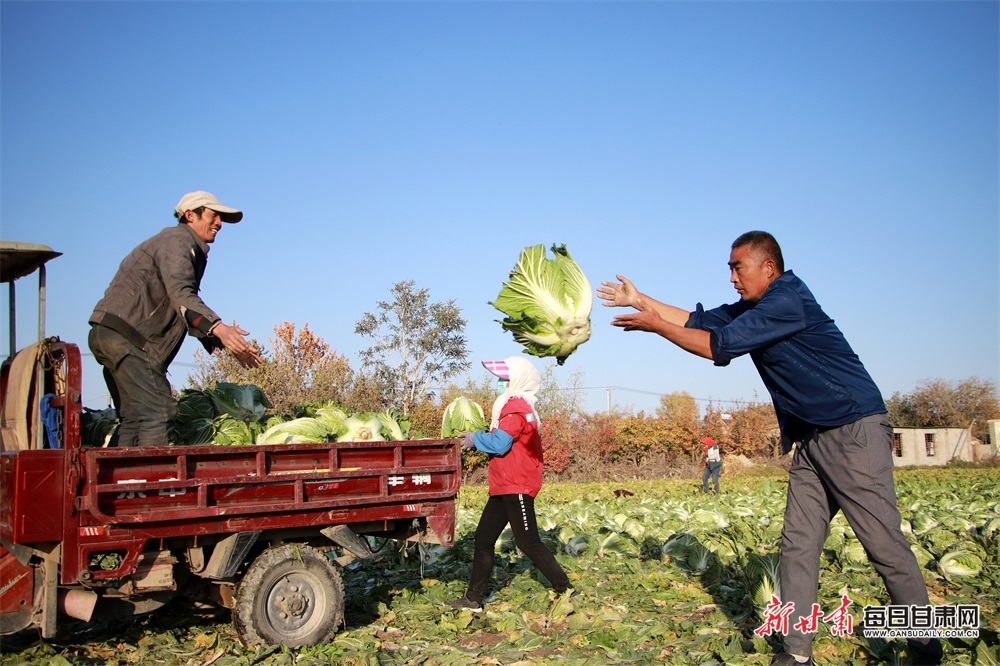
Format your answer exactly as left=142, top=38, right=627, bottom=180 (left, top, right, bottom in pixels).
left=2, top=1, right=997, bottom=416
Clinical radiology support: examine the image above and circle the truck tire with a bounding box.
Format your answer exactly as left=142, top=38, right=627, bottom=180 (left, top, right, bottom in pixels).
left=233, top=544, right=344, bottom=647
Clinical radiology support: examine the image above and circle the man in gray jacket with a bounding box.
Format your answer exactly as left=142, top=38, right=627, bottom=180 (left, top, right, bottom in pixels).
left=89, top=191, right=261, bottom=447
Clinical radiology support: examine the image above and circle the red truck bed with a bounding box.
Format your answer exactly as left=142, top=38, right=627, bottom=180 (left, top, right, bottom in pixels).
left=0, top=339, right=462, bottom=644
left=3, top=437, right=460, bottom=586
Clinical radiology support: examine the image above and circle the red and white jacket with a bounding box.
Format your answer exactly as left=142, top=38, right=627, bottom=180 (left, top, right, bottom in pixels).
left=473, top=396, right=544, bottom=498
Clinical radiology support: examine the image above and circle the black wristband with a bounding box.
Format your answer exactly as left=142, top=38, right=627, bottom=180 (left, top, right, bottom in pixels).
left=184, top=309, right=217, bottom=336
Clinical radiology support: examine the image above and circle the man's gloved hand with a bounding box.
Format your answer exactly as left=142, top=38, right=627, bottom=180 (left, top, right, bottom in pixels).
left=462, top=432, right=476, bottom=451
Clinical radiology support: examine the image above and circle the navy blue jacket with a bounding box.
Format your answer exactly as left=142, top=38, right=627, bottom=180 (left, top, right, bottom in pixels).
left=685, top=271, right=886, bottom=436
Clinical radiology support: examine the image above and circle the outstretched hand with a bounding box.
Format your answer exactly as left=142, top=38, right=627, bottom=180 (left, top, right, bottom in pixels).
left=603, top=279, right=712, bottom=358
left=213, top=321, right=262, bottom=368
left=597, top=275, right=640, bottom=308
left=610, top=296, right=663, bottom=333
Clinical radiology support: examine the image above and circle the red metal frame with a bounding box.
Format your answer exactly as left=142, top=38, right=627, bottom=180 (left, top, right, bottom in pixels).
left=1, top=341, right=461, bottom=597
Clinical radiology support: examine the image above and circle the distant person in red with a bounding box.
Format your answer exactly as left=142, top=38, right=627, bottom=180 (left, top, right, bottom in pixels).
left=447, top=356, right=572, bottom=612
left=701, top=436, right=722, bottom=494
left=89, top=191, right=261, bottom=447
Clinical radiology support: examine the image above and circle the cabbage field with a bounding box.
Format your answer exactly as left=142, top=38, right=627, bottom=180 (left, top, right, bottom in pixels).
left=2, top=467, right=997, bottom=665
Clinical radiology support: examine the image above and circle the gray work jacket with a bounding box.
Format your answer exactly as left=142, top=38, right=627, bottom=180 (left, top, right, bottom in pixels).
left=90, top=224, right=222, bottom=369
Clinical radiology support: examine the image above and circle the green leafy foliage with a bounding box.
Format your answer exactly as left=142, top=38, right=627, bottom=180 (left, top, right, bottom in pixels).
left=171, top=388, right=419, bottom=445
left=376, top=408, right=410, bottom=441
left=210, top=415, right=255, bottom=445
left=296, top=400, right=349, bottom=434
left=6, top=468, right=996, bottom=665
left=176, top=389, right=215, bottom=422
left=173, top=383, right=271, bottom=445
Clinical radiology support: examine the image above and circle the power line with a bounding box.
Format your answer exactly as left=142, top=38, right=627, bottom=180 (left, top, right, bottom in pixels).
left=558, top=384, right=756, bottom=405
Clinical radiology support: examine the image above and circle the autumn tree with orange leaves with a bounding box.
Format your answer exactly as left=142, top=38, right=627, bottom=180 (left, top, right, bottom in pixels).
left=188, top=322, right=354, bottom=417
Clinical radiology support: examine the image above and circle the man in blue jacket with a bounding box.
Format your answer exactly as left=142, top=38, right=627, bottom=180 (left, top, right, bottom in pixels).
left=598, top=231, right=941, bottom=666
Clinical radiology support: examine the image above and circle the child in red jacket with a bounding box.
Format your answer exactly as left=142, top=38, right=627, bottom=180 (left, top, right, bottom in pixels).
left=447, top=357, right=572, bottom=611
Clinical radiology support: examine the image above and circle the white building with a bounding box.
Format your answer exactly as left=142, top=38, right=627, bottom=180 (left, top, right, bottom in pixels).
left=890, top=426, right=994, bottom=467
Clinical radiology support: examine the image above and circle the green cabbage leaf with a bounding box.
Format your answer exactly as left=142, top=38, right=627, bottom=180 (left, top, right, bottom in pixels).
left=212, top=416, right=255, bottom=445
left=257, top=417, right=333, bottom=444
left=938, top=549, right=983, bottom=580
left=377, top=408, right=410, bottom=441
left=490, top=244, right=593, bottom=365
left=338, top=416, right=386, bottom=442
left=313, top=405, right=349, bottom=438
left=206, top=383, right=271, bottom=423
left=173, top=389, right=217, bottom=444
left=176, top=417, right=215, bottom=445
left=176, top=389, right=215, bottom=422
left=441, top=397, right=488, bottom=438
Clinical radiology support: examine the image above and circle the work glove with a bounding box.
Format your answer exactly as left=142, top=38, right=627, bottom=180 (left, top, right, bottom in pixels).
left=462, top=432, right=476, bottom=451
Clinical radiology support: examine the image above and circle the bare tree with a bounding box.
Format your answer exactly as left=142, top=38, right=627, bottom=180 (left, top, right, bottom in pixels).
left=536, top=364, right=586, bottom=418
left=355, top=280, right=470, bottom=416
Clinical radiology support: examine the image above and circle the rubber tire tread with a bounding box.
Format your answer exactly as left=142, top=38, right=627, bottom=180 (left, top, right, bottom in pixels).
left=232, top=544, right=344, bottom=647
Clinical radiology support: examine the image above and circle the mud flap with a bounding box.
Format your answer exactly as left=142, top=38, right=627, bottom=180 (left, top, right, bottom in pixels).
left=38, top=543, right=59, bottom=638
left=320, top=525, right=373, bottom=565
left=202, top=532, right=260, bottom=580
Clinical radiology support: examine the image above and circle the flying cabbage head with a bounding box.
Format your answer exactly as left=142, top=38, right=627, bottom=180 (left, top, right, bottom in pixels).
left=490, top=244, right=593, bottom=365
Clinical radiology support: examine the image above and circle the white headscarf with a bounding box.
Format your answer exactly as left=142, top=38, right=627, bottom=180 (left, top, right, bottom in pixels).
left=489, top=356, right=541, bottom=430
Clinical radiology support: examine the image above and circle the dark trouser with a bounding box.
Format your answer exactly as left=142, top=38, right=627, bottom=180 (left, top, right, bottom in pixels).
left=779, top=414, right=941, bottom=660
left=702, top=464, right=721, bottom=493
left=88, top=325, right=176, bottom=447
left=466, top=494, right=571, bottom=603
